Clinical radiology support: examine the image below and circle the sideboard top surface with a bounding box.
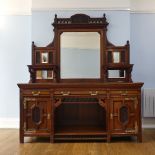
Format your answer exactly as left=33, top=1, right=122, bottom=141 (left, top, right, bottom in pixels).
left=18, top=82, right=144, bottom=89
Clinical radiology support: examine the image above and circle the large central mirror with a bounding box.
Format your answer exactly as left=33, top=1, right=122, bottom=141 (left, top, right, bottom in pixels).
left=60, top=32, right=100, bottom=79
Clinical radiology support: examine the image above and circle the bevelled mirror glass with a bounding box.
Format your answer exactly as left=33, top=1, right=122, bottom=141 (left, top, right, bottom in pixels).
left=41, top=53, right=48, bottom=63
left=60, top=32, right=100, bottom=79
left=113, top=51, right=120, bottom=63
left=108, top=70, right=125, bottom=78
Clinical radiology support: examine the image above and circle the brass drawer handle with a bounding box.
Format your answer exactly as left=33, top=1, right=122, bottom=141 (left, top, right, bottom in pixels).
left=121, top=91, right=128, bottom=96
left=125, top=129, right=135, bottom=133
left=122, top=93, right=127, bottom=96
left=32, top=91, right=40, bottom=96
left=61, top=91, right=70, bottom=96
left=125, top=97, right=135, bottom=100
left=47, top=114, right=51, bottom=120
left=110, top=113, right=113, bottom=119
left=89, top=91, right=98, bottom=96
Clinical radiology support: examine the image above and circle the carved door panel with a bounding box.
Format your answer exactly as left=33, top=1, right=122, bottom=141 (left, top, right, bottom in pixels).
left=110, top=97, right=138, bottom=134
left=23, top=97, right=51, bottom=134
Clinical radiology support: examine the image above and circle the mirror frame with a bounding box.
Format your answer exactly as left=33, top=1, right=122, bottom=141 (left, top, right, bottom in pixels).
left=52, top=14, right=109, bottom=82
left=37, top=13, right=133, bottom=83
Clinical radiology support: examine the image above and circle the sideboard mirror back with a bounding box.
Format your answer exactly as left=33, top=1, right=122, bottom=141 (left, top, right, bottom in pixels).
left=29, top=14, right=132, bottom=83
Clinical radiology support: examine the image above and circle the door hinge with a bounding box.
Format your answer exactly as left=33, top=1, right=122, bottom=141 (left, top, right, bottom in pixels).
left=135, top=121, right=138, bottom=133
left=23, top=122, right=26, bottom=131
left=134, top=97, right=138, bottom=110
left=23, top=98, right=27, bottom=109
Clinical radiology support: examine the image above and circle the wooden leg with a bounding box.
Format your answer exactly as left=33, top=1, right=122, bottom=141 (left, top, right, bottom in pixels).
left=20, top=134, right=24, bottom=143
left=107, top=135, right=111, bottom=143
left=50, top=136, right=54, bottom=143
left=137, top=133, right=142, bottom=143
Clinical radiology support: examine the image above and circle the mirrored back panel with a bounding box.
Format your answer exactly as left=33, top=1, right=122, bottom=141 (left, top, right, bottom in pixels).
left=60, top=32, right=100, bottom=79
left=108, top=70, right=125, bottom=78
left=30, top=14, right=132, bottom=83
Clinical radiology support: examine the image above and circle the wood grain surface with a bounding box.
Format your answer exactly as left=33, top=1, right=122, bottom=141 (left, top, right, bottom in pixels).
left=0, top=129, right=155, bottom=155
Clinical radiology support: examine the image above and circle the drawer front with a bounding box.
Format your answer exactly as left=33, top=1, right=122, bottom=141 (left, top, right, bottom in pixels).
left=22, top=89, right=50, bottom=96
left=110, top=90, right=139, bottom=97
left=54, top=89, right=107, bottom=96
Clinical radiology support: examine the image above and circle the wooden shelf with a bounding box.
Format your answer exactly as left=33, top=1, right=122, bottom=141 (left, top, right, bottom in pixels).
left=55, top=126, right=106, bottom=136
left=62, top=102, right=98, bottom=104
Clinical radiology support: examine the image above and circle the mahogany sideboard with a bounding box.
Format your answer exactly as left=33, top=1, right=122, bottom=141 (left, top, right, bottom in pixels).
left=18, top=82, right=143, bottom=142
left=18, top=14, right=143, bottom=142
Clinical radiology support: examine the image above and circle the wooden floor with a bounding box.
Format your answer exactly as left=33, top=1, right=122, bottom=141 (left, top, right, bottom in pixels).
left=1, top=129, right=155, bottom=155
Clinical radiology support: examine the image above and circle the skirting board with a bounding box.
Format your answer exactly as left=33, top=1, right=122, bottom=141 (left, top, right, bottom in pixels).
left=142, top=124, right=155, bottom=128
left=0, top=117, right=155, bottom=129
left=142, top=118, right=155, bottom=129
left=0, top=118, right=19, bottom=128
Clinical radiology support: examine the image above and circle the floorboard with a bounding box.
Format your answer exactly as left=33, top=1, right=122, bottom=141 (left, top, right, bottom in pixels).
left=0, top=129, right=155, bottom=155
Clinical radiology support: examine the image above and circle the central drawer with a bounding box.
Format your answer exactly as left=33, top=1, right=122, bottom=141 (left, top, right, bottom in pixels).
left=54, top=89, right=107, bottom=96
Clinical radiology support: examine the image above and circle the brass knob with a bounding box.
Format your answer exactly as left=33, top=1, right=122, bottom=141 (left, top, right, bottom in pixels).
left=32, top=91, right=40, bottom=96
left=89, top=91, right=98, bottom=96
left=110, top=113, right=113, bottom=119
left=61, top=91, right=70, bottom=96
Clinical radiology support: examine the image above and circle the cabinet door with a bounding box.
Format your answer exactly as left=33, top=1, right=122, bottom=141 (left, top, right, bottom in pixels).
left=110, top=97, right=138, bottom=134
left=23, top=97, right=51, bottom=134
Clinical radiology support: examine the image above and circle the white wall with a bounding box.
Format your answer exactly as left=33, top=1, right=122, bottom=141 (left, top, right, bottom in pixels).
left=1, top=0, right=155, bottom=14
left=32, top=0, right=130, bottom=10
left=131, top=0, right=155, bottom=12
left=0, top=0, right=31, bottom=15
left=0, top=0, right=31, bottom=128
left=32, top=0, right=155, bottom=12
left=0, top=15, right=31, bottom=117
left=131, top=13, right=155, bottom=88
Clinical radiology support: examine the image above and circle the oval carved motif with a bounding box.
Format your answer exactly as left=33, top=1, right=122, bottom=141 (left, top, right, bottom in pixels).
left=119, top=106, right=128, bottom=125
left=32, top=106, right=41, bottom=124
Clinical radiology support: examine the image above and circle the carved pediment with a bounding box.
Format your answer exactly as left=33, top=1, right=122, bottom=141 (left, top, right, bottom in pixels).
left=53, top=13, right=108, bottom=25
left=71, top=14, right=90, bottom=23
